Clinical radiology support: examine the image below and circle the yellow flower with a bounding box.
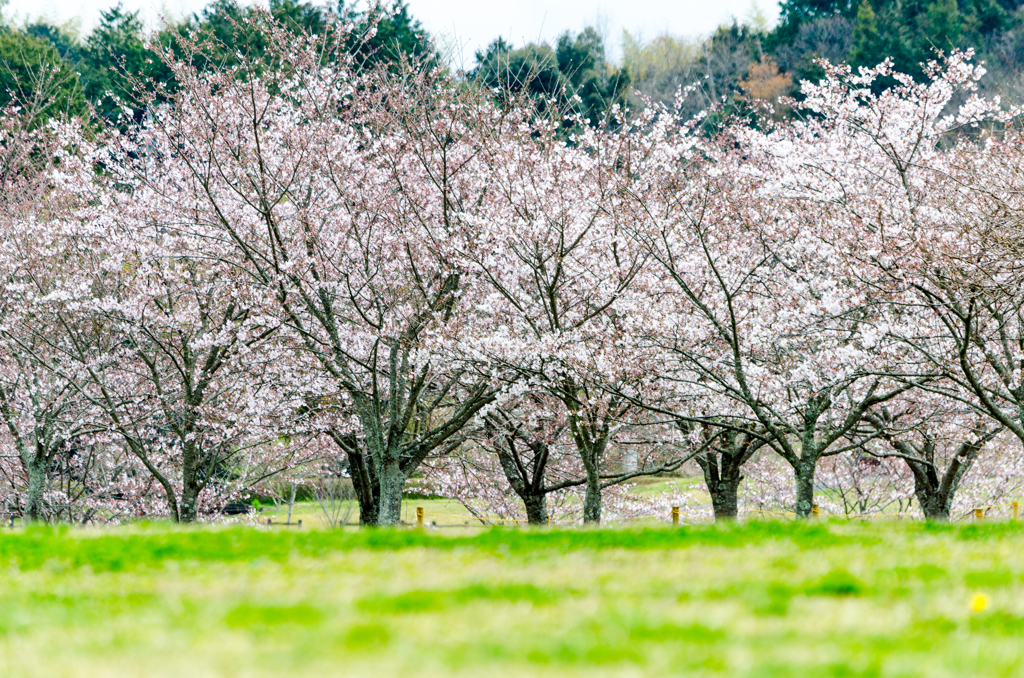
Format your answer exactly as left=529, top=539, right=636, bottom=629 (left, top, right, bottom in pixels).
left=971, top=593, right=988, bottom=613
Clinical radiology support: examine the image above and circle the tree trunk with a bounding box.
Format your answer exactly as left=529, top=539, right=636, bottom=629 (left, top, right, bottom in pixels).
left=708, top=475, right=740, bottom=521
left=375, top=460, right=404, bottom=526
left=178, top=442, right=201, bottom=523
left=915, top=489, right=950, bottom=521
left=346, top=450, right=380, bottom=525
left=179, top=484, right=200, bottom=523
left=794, top=458, right=816, bottom=518
left=24, top=455, right=46, bottom=524
left=899, top=438, right=982, bottom=522
left=907, top=460, right=954, bottom=521
left=523, top=493, right=548, bottom=525
left=494, top=437, right=550, bottom=525
left=582, top=456, right=601, bottom=524
left=698, top=452, right=742, bottom=521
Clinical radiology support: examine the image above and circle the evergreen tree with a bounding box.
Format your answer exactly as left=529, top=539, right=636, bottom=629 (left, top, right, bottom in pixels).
left=772, top=0, right=857, bottom=46
left=340, top=1, right=434, bottom=70
left=556, top=28, right=630, bottom=123
left=472, top=40, right=569, bottom=114
left=25, top=23, right=78, bottom=60
left=920, top=0, right=962, bottom=51
left=473, top=28, right=629, bottom=126
left=0, top=30, right=84, bottom=119
left=77, top=4, right=166, bottom=121
left=850, top=0, right=881, bottom=68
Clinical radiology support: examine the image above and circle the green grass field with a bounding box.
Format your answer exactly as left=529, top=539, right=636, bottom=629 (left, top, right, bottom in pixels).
left=1, top=521, right=1023, bottom=677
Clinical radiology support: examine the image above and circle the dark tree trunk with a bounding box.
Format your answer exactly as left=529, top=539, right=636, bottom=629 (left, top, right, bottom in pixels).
left=24, top=454, right=46, bottom=524
left=523, top=493, right=549, bottom=525
left=178, top=441, right=202, bottom=523
left=794, top=458, right=817, bottom=518
left=582, top=453, right=601, bottom=524
left=338, top=440, right=412, bottom=527
left=689, top=424, right=764, bottom=522
left=697, top=451, right=743, bottom=521
left=179, top=485, right=200, bottom=523
left=493, top=431, right=552, bottom=525
left=895, top=435, right=986, bottom=522
left=907, top=458, right=952, bottom=520
left=347, top=449, right=380, bottom=526
left=376, top=459, right=404, bottom=526
left=915, top=487, right=951, bottom=520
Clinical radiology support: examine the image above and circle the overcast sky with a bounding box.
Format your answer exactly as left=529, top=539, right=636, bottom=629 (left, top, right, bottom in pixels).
left=3, top=0, right=779, bottom=65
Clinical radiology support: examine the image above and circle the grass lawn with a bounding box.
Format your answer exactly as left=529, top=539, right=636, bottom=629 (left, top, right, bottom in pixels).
left=0, top=522, right=1023, bottom=677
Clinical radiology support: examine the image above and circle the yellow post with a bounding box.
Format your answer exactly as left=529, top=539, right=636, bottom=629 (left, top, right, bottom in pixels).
left=1014, top=502, right=1019, bottom=521
left=975, top=508, right=984, bottom=522
left=416, top=506, right=424, bottom=528
left=671, top=506, right=679, bottom=526
left=812, top=504, right=820, bottom=518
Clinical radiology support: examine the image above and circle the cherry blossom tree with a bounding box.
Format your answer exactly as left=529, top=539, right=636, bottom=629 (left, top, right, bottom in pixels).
left=62, top=199, right=296, bottom=521
left=473, top=399, right=584, bottom=525
left=450, top=107, right=673, bottom=523
left=753, top=52, right=1024, bottom=518
left=623, top=112, right=919, bottom=517
left=687, top=421, right=770, bottom=520
left=0, top=76, right=108, bottom=523
left=105, top=12, right=510, bottom=525
left=860, top=396, right=1001, bottom=520
left=6, top=5, right=1024, bottom=529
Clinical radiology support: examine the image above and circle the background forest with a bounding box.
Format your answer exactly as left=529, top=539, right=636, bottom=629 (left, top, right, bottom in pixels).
left=5, top=0, right=1024, bottom=126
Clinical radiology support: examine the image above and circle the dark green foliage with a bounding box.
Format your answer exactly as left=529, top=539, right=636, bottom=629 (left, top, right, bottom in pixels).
left=850, top=0, right=882, bottom=68
left=770, top=0, right=1024, bottom=88
left=338, top=1, right=434, bottom=70
left=780, top=0, right=860, bottom=29
left=472, top=27, right=630, bottom=125
left=0, top=29, right=85, bottom=118
left=24, top=23, right=77, bottom=59
left=8, top=0, right=433, bottom=126
left=79, top=4, right=171, bottom=121
left=555, top=27, right=631, bottom=123
left=472, top=40, right=567, bottom=115
left=171, top=0, right=433, bottom=75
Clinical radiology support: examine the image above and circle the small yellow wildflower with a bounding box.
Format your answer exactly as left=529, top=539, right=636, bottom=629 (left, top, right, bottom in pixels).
left=971, top=593, right=988, bottom=613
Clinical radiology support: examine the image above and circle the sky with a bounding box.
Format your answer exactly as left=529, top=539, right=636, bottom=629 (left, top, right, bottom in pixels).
left=2, top=0, right=780, bottom=65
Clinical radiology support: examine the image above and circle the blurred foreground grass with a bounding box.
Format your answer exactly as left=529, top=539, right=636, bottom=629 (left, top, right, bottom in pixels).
left=1, top=521, right=1023, bottom=676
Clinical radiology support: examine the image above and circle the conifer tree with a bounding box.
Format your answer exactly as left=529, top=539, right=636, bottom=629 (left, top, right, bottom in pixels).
left=850, top=0, right=881, bottom=68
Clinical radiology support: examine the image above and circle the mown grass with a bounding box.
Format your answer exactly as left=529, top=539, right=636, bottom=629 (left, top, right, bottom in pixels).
left=0, top=521, right=1023, bottom=677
